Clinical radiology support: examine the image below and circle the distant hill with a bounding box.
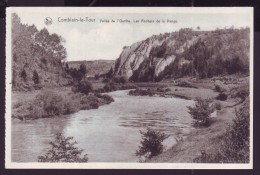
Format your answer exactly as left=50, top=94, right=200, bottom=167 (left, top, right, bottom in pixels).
left=114, top=28, right=250, bottom=82
left=67, top=60, right=115, bottom=77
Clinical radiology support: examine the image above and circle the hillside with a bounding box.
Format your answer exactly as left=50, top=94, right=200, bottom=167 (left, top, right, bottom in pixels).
left=67, top=60, right=115, bottom=77
left=114, top=28, right=250, bottom=82
left=11, top=13, right=71, bottom=91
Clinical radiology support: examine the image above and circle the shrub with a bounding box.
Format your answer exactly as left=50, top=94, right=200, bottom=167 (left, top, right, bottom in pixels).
left=90, top=102, right=99, bottom=109
left=20, top=69, right=27, bottom=82
left=187, top=98, right=215, bottom=127
left=72, top=80, right=93, bottom=95
left=38, top=133, right=88, bottom=162
left=114, top=76, right=128, bottom=84
left=230, top=85, right=249, bottom=101
left=216, top=93, right=228, bottom=101
left=215, top=102, right=222, bottom=110
left=32, top=70, right=39, bottom=84
left=103, top=82, right=116, bottom=92
left=176, top=80, right=197, bottom=88
left=34, top=90, right=64, bottom=117
left=136, top=128, right=167, bottom=159
left=95, top=93, right=114, bottom=103
left=194, top=100, right=250, bottom=163
left=214, top=80, right=228, bottom=92
left=218, top=100, right=250, bottom=163
left=129, top=88, right=154, bottom=96
left=63, top=100, right=78, bottom=114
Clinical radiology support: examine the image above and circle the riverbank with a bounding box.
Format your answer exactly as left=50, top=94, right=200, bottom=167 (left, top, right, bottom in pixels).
left=145, top=76, right=250, bottom=163
left=12, top=87, right=114, bottom=120
left=148, top=107, right=236, bottom=162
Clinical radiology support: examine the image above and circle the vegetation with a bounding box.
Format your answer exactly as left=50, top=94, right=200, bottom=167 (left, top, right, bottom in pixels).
left=194, top=99, right=250, bottom=163
left=72, top=79, right=93, bottom=95
left=116, top=27, right=249, bottom=82
left=32, top=70, right=39, bottom=84
left=12, top=13, right=70, bottom=91
left=187, top=98, right=215, bottom=127
left=38, top=133, right=88, bottom=162
left=136, top=128, right=167, bottom=159
left=12, top=89, right=114, bottom=120
left=129, top=88, right=154, bottom=96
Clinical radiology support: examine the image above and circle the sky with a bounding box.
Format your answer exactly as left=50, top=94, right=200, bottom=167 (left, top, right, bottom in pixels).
left=10, top=7, right=252, bottom=61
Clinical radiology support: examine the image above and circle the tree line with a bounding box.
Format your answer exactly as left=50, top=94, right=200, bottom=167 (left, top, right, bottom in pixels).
left=12, top=13, right=68, bottom=90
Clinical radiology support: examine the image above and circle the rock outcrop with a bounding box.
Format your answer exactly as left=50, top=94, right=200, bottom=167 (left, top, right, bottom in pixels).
left=114, top=29, right=199, bottom=81
left=113, top=27, right=250, bottom=81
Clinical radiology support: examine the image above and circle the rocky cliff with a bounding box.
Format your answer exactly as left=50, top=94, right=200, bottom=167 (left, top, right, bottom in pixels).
left=114, top=28, right=250, bottom=81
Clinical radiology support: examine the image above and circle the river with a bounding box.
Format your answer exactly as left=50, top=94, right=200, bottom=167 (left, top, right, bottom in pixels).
left=11, top=90, right=194, bottom=162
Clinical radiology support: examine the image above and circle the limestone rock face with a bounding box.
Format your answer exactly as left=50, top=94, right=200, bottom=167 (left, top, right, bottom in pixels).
left=114, top=30, right=198, bottom=81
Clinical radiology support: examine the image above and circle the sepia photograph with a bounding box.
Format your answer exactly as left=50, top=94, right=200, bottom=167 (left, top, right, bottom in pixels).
left=5, top=7, right=253, bottom=169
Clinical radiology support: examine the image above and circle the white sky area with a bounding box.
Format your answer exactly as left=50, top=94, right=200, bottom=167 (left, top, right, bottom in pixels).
left=12, top=8, right=252, bottom=61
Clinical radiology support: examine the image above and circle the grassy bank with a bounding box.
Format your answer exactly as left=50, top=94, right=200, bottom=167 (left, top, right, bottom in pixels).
left=12, top=87, right=114, bottom=120
left=148, top=107, right=236, bottom=162
left=145, top=76, right=250, bottom=163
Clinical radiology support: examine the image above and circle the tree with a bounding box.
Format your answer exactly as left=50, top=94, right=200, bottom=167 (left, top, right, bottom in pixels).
left=187, top=98, right=215, bottom=127
left=38, top=133, right=88, bottom=162
left=72, top=80, right=93, bottom=95
left=20, top=69, right=27, bottom=82
left=32, top=70, right=39, bottom=84
left=136, top=128, right=167, bottom=159
left=78, top=64, right=87, bottom=80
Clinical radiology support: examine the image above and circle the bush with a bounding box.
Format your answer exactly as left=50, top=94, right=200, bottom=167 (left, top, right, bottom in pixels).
left=219, top=100, right=250, bottom=162
left=136, top=128, right=167, bottom=159
left=129, top=88, right=154, bottom=96
left=216, top=93, right=228, bottom=101
left=95, top=93, right=114, bottom=103
left=72, top=80, right=93, bottom=95
left=187, top=98, right=215, bottom=127
left=90, top=102, right=99, bottom=109
left=214, top=80, right=228, bottom=92
left=20, top=69, right=27, bottom=82
left=34, top=90, right=64, bottom=117
left=38, top=133, right=88, bottom=162
left=114, top=76, right=128, bottom=84
left=176, top=80, right=197, bottom=88
left=32, top=70, right=39, bottom=84
left=194, top=100, right=250, bottom=163
left=215, top=102, right=222, bottom=110
left=230, top=85, right=249, bottom=101
left=103, top=82, right=116, bottom=92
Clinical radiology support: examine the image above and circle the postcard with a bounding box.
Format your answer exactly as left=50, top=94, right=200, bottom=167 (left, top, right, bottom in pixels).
left=5, top=7, right=253, bottom=169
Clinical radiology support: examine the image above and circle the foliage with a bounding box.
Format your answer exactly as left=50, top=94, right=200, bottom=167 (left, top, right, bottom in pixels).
left=113, top=76, right=128, bottom=84
left=38, top=133, right=88, bottom=162
left=20, top=69, right=27, bottom=82
left=194, top=100, right=250, bottom=163
left=129, top=88, right=154, bottom=96
left=123, top=27, right=249, bottom=82
left=32, top=70, right=39, bottom=84
left=34, top=90, right=64, bottom=117
left=72, top=80, right=93, bottom=95
left=12, top=13, right=68, bottom=90
left=175, top=80, right=197, bottom=88
left=215, top=102, right=222, bottom=110
left=187, top=98, right=215, bottom=127
left=136, top=128, right=167, bottom=159
left=216, top=93, right=228, bottom=101
left=103, top=82, right=116, bottom=92
left=218, top=100, right=250, bottom=162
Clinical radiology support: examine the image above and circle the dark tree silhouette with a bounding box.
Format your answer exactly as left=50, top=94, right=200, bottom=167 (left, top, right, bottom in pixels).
left=38, top=133, right=88, bottom=162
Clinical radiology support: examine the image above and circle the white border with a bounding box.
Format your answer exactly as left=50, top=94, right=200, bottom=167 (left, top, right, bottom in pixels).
left=5, top=7, right=254, bottom=169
